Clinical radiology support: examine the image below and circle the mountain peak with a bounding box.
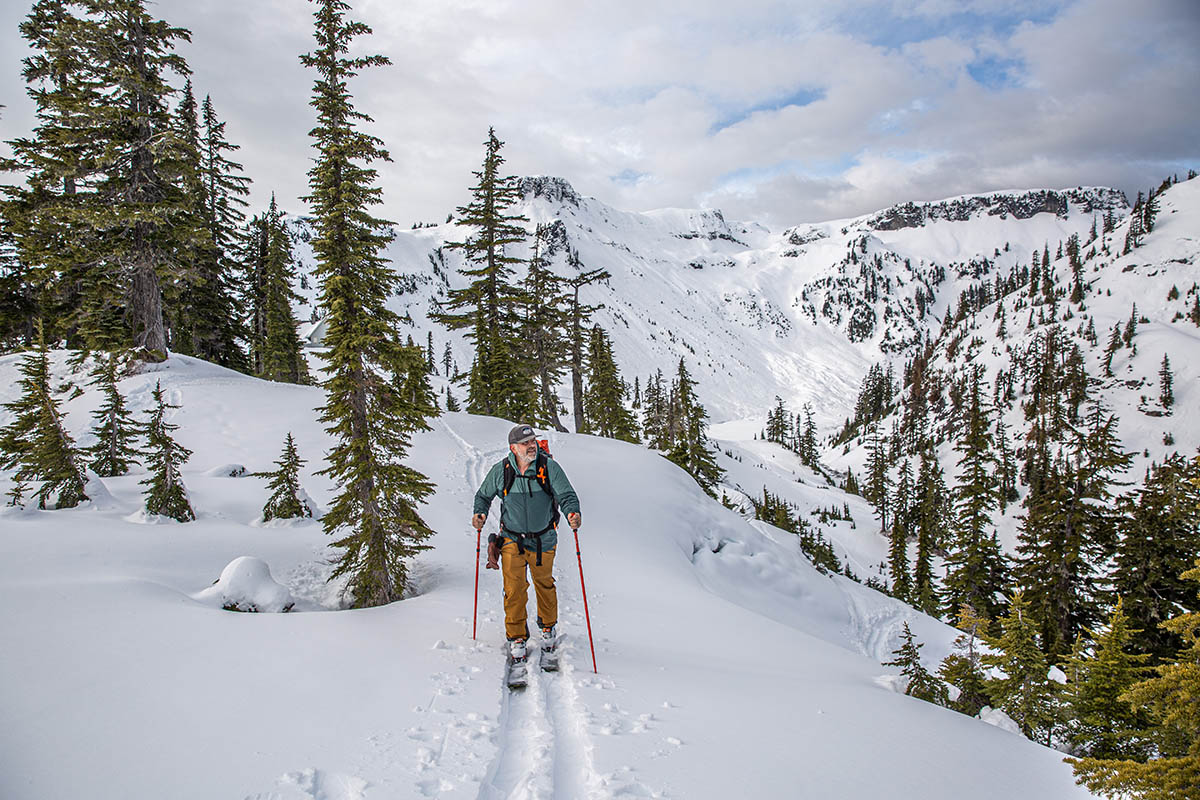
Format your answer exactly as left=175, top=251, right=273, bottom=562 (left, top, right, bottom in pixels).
left=518, top=175, right=581, bottom=207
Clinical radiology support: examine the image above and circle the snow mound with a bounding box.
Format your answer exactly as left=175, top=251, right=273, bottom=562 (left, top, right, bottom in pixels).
left=978, top=706, right=1023, bottom=736
left=192, top=556, right=295, bottom=613
left=204, top=463, right=247, bottom=477
left=82, top=471, right=122, bottom=511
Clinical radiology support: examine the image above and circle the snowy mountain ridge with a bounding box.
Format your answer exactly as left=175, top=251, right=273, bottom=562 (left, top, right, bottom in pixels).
left=291, top=176, right=1134, bottom=436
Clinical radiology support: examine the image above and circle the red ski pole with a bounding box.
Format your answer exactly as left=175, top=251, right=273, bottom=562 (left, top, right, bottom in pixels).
left=573, top=526, right=598, bottom=673
left=473, top=528, right=481, bottom=640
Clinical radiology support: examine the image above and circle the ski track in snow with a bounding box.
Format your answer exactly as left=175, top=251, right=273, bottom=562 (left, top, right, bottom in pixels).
left=837, top=578, right=908, bottom=663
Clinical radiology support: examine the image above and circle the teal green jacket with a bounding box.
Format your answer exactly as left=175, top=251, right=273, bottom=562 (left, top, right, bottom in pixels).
left=474, top=453, right=581, bottom=553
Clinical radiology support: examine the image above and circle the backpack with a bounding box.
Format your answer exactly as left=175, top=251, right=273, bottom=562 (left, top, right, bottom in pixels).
left=500, top=439, right=559, bottom=564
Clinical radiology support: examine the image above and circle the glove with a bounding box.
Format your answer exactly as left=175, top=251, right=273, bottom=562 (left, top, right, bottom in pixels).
left=485, top=534, right=501, bottom=570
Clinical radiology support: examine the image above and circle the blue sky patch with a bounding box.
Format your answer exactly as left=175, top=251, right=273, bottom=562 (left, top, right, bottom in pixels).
left=967, top=55, right=1024, bottom=90
left=710, top=87, right=826, bottom=134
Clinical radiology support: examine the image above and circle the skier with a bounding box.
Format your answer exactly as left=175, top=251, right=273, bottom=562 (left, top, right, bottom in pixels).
left=472, top=423, right=581, bottom=673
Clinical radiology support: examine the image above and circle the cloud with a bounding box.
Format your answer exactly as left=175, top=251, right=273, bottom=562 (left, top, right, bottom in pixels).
left=0, top=0, right=1196, bottom=231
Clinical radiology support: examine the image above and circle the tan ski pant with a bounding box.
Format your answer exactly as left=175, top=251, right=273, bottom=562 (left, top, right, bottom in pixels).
left=500, top=538, right=557, bottom=640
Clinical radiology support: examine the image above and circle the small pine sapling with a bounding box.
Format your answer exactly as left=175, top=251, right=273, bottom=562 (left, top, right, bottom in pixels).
left=939, top=604, right=992, bottom=716
left=255, top=433, right=312, bottom=521
left=140, top=381, right=195, bottom=522
left=85, top=353, right=144, bottom=477
left=884, top=622, right=948, bottom=705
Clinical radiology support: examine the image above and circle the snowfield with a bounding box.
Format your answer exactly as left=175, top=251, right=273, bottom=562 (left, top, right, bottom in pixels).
left=0, top=355, right=1094, bottom=799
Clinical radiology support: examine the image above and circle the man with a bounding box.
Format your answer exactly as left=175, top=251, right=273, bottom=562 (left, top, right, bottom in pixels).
left=473, top=423, right=581, bottom=664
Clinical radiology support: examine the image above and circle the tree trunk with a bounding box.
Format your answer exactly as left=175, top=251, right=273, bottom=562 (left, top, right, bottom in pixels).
left=130, top=224, right=168, bottom=362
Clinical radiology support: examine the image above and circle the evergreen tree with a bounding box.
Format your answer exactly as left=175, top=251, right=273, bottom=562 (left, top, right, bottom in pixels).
left=944, top=366, right=1008, bottom=621
left=984, top=591, right=1059, bottom=742
left=799, top=403, right=818, bottom=467
left=140, top=380, right=194, bottom=521
left=565, top=255, right=610, bottom=432
left=864, top=422, right=891, bottom=531
left=641, top=368, right=670, bottom=450
left=1069, top=562, right=1200, bottom=798
left=0, top=325, right=88, bottom=509
left=72, top=1, right=194, bottom=360
left=3, top=0, right=110, bottom=349
left=913, top=450, right=945, bottom=617
left=84, top=352, right=143, bottom=476
left=888, top=458, right=913, bottom=601
left=431, top=128, right=533, bottom=419
left=173, top=93, right=249, bottom=369
left=1062, top=600, right=1153, bottom=760
left=444, top=385, right=460, bottom=412
left=1101, top=325, right=1122, bottom=377
left=938, top=605, right=991, bottom=716
left=1158, top=354, right=1173, bottom=409
left=1017, top=401, right=1131, bottom=661
left=583, top=324, right=639, bottom=442
left=520, top=223, right=571, bottom=431
left=666, top=358, right=723, bottom=497
left=1112, top=455, right=1200, bottom=662
left=302, top=0, right=435, bottom=607
left=884, top=622, right=947, bottom=704
left=1123, top=304, right=1139, bottom=346
left=255, top=432, right=312, bottom=521
left=258, top=196, right=309, bottom=384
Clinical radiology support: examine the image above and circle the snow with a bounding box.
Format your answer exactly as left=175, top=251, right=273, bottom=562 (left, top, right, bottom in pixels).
left=192, top=556, right=296, bottom=613
left=0, top=354, right=1095, bottom=799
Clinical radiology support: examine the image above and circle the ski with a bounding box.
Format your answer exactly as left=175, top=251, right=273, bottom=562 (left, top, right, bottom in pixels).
left=505, top=643, right=529, bottom=690
left=540, top=632, right=560, bottom=672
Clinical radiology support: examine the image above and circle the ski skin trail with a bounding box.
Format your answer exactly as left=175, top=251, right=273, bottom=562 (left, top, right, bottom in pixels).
left=443, top=419, right=606, bottom=799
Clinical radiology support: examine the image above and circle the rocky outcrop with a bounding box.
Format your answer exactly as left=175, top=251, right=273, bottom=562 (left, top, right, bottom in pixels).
left=868, top=188, right=1127, bottom=231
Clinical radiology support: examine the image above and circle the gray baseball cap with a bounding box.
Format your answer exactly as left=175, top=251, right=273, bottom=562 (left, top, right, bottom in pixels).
left=508, top=424, right=537, bottom=445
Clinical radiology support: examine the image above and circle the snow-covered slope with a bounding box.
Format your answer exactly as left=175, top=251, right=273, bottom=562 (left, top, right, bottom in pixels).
left=0, top=356, right=1091, bottom=800
left=289, top=178, right=1125, bottom=435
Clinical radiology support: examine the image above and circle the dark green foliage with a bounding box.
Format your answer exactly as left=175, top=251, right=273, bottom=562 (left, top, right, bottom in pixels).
left=244, top=196, right=308, bottom=383
left=1102, top=325, right=1121, bottom=377
left=1158, top=354, right=1173, bottom=409
left=520, top=224, right=571, bottom=431
left=641, top=368, right=670, bottom=450
left=888, top=458, right=913, bottom=601
left=565, top=259, right=610, bottom=432
left=799, top=404, right=818, bottom=467
left=884, top=622, right=947, bottom=704
left=171, top=91, right=250, bottom=369
left=1016, top=401, right=1131, bottom=661
left=431, top=128, right=533, bottom=420
left=583, top=324, right=639, bottom=442
left=84, top=352, right=143, bottom=476
left=255, top=432, right=311, bottom=521
left=1112, top=455, right=1200, bottom=662
left=1062, top=600, right=1153, bottom=760
left=939, top=605, right=991, bottom=716
left=944, top=366, right=1008, bottom=621
left=665, top=359, right=723, bottom=497
left=140, top=380, right=194, bottom=522
left=0, top=328, right=88, bottom=508
left=984, top=591, right=1060, bottom=742
left=5, top=0, right=195, bottom=361
left=864, top=423, right=891, bottom=531
left=912, top=451, right=946, bottom=616
left=259, top=197, right=309, bottom=383
left=301, top=0, right=434, bottom=607
left=1069, top=562, right=1200, bottom=799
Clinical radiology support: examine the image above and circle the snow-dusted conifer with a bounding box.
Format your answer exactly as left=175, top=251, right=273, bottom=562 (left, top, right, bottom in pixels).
left=0, top=325, right=88, bottom=509
left=938, top=604, right=991, bottom=716
left=983, top=591, right=1059, bottom=742
left=85, top=352, right=143, bottom=477
left=301, top=0, right=434, bottom=607
left=583, top=324, right=639, bottom=442
left=1158, top=354, right=1173, bottom=409
left=140, top=381, right=194, bottom=522
left=256, top=432, right=311, bottom=521
left=884, top=622, right=946, bottom=705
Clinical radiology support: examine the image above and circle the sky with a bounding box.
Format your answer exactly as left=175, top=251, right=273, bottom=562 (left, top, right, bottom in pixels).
left=1, top=0, right=1198, bottom=229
